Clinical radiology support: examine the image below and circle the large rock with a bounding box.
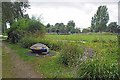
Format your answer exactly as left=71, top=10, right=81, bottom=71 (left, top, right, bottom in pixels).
left=30, top=43, right=49, bottom=54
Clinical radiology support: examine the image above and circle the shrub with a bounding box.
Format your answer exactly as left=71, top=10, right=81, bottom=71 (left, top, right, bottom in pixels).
left=7, top=18, right=45, bottom=43
left=27, top=19, right=45, bottom=34
left=7, top=29, right=23, bottom=43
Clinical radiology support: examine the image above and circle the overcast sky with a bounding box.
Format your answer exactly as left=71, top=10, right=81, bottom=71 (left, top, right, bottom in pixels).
left=26, top=0, right=119, bottom=29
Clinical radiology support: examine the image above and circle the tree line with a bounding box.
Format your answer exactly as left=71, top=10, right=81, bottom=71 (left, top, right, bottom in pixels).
left=2, top=2, right=120, bottom=36
left=46, top=20, right=81, bottom=34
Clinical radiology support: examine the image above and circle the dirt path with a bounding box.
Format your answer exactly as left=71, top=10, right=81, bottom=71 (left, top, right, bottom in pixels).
left=2, top=42, right=42, bottom=78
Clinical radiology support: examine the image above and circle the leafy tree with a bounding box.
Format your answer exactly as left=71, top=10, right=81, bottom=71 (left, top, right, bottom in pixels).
left=55, top=23, right=65, bottom=33
left=74, top=28, right=81, bottom=33
left=2, top=1, right=30, bottom=33
left=46, top=23, right=50, bottom=28
left=46, top=23, right=51, bottom=33
left=82, top=28, right=90, bottom=33
left=107, top=22, right=118, bottom=33
left=27, top=19, right=45, bottom=33
left=91, top=5, right=109, bottom=32
left=66, top=20, right=75, bottom=33
left=91, top=14, right=97, bottom=32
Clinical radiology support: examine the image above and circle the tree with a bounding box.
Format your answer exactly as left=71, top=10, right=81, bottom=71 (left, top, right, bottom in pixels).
left=82, top=28, right=90, bottom=33
left=46, top=23, right=51, bottom=33
left=66, top=20, right=75, bottom=33
left=91, top=5, right=109, bottom=32
left=54, top=23, right=65, bottom=33
left=107, top=22, right=118, bottom=33
left=46, top=23, right=50, bottom=28
left=2, top=1, right=30, bottom=33
left=91, top=14, right=97, bottom=32
left=74, top=28, right=81, bottom=33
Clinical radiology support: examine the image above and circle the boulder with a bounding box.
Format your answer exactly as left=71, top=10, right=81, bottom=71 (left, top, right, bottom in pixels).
left=30, top=43, right=49, bottom=54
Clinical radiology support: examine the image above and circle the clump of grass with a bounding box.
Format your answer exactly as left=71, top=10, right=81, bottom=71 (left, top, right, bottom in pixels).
left=76, top=42, right=119, bottom=79
left=76, top=57, right=119, bottom=79
left=19, top=36, right=64, bottom=51
left=59, top=43, right=83, bottom=66
left=19, top=37, right=37, bottom=48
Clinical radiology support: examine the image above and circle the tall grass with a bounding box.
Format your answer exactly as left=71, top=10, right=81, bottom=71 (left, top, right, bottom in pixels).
left=20, top=36, right=64, bottom=51
left=59, top=43, right=83, bottom=66
left=76, top=42, right=119, bottom=79
left=45, top=34, right=117, bottom=42
left=16, top=33, right=119, bottom=78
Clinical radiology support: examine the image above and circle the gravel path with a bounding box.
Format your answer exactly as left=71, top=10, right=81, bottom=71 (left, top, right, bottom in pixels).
left=2, top=42, right=42, bottom=78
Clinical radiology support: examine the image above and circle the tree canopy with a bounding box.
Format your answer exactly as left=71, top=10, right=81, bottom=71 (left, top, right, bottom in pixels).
left=107, top=22, right=118, bottom=33
left=91, top=5, right=109, bottom=32
left=2, top=1, right=30, bottom=33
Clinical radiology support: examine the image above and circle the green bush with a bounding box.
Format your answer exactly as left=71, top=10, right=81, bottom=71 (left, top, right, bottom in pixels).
left=7, top=29, right=23, bottom=43
left=27, top=19, right=45, bottom=33
left=7, top=18, right=45, bottom=43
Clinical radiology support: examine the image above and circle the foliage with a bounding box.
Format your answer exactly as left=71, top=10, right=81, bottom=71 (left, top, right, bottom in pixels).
left=45, top=20, right=78, bottom=34
left=7, top=29, right=23, bottom=43
left=82, top=28, right=90, bottom=33
left=27, top=19, right=45, bottom=33
left=91, top=5, right=109, bottom=32
left=66, top=20, right=75, bottom=33
left=7, top=18, right=45, bottom=43
left=2, top=1, right=30, bottom=33
left=107, top=22, right=118, bottom=33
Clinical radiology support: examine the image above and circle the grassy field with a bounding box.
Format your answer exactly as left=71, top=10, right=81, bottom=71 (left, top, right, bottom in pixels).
left=3, top=33, right=119, bottom=78
left=44, top=33, right=117, bottom=42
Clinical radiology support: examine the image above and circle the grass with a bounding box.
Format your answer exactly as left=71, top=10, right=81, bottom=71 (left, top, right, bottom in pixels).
left=7, top=42, right=74, bottom=78
left=44, top=33, right=117, bottom=42
left=4, top=33, right=119, bottom=78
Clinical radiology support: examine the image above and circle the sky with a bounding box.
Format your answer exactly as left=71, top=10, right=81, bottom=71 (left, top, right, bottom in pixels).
left=26, top=0, right=119, bottom=29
